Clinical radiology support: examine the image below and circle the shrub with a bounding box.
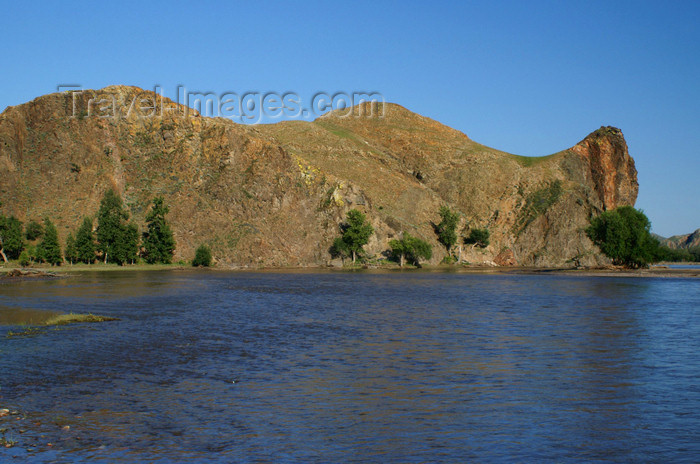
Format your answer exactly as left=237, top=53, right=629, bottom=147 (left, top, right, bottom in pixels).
left=192, top=244, right=212, bottom=267
left=465, top=228, right=490, bottom=248
left=18, top=250, right=31, bottom=267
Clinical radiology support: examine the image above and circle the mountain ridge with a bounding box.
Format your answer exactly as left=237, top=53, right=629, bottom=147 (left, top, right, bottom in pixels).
left=655, top=229, right=700, bottom=250
left=0, top=86, right=639, bottom=267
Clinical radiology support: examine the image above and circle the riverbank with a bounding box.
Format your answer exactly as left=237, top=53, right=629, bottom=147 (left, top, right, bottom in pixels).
left=0, top=262, right=187, bottom=275
left=1, top=262, right=698, bottom=278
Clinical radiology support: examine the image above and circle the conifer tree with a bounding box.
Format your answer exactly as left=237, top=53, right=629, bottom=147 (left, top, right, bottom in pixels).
left=38, top=218, right=62, bottom=265
left=65, top=232, right=77, bottom=264
left=75, top=217, right=96, bottom=264
left=142, top=197, right=176, bottom=264
left=122, top=223, right=140, bottom=265
left=96, top=189, right=135, bottom=265
left=25, top=220, right=43, bottom=241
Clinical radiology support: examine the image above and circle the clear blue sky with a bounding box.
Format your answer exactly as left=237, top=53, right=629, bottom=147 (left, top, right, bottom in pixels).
left=1, top=1, right=698, bottom=236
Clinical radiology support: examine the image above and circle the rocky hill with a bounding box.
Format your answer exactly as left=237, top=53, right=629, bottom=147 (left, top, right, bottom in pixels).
left=657, top=229, right=700, bottom=250
left=0, top=86, right=639, bottom=267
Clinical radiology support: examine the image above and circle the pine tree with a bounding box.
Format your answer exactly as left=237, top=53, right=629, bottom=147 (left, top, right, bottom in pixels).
left=25, top=220, right=43, bottom=241
left=38, top=218, right=62, bottom=265
left=96, top=189, right=131, bottom=265
left=142, top=197, right=176, bottom=264
left=121, top=223, right=140, bottom=265
left=65, top=232, right=77, bottom=264
left=75, top=217, right=96, bottom=264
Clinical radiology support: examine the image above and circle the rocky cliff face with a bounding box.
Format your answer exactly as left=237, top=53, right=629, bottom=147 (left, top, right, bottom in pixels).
left=0, top=87, right=639, bottom=267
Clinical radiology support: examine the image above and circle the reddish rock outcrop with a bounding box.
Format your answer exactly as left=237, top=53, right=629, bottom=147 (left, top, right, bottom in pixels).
left=571, top=126, right=638, bottom=210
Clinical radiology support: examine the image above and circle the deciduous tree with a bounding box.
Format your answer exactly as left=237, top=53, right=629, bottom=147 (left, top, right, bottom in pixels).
left=586, top=206, right=660, bottom=268
left=389, top=232, right=433, bottom=267
left=435, top=205, right=459, bottom=255
left=0, top=216, right=25, bottom=262
left=335, top=209, right=374, bottom=264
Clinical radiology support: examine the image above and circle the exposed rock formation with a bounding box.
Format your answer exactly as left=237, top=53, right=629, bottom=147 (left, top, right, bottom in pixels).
left=0, top=86, right=639, bottom=267
left=657, top=229, right=700, bottom=250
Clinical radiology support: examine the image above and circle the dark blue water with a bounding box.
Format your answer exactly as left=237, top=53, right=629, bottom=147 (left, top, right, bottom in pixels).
left=1, top=270, right=699, bottom=463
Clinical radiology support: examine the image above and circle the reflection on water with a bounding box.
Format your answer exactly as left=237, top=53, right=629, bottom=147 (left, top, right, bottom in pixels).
left=1, top=270, right=699, bottom=463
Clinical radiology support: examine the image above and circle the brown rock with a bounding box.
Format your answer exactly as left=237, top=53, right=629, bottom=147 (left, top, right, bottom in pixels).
left=494, top=249, right=517, bottom=266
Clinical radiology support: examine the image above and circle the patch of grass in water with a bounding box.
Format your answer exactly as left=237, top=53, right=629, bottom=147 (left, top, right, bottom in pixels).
left=5, top=313, right=119, bottom=338
left=6, top=326, right=45, bottom=338
left=42, top=313, right=119, bottom=326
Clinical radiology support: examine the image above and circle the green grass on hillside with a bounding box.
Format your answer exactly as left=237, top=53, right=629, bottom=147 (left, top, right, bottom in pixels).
left=510, top=154, right=556, bottom=167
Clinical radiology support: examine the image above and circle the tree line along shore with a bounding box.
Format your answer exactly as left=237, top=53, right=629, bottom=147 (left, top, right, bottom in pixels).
left=1, top=189, right=698, bottom=271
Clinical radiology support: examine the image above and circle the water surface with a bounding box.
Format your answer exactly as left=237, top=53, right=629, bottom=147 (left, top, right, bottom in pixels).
left=1, top=270, right=699, bottom=462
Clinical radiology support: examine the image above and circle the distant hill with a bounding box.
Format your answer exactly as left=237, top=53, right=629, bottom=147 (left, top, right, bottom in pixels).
left=0, top=86, right=640, bottom=267
left=656, top=229, right=700, bottom=250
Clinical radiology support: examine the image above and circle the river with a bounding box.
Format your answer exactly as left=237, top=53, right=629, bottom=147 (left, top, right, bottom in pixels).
left=1, top=270, right=699, bottom=462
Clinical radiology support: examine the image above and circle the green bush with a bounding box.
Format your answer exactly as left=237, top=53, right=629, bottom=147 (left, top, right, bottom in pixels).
left=192, top=244, right=212, bottom=267
left=465, top=228, right=490, bottom=248
left=18, top=250, right=31, bottom=267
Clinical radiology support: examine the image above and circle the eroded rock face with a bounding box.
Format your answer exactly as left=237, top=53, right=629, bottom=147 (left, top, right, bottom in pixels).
left=0, top=88, right=639, bottom=267
left=570, top=126, right=638, bottom=210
